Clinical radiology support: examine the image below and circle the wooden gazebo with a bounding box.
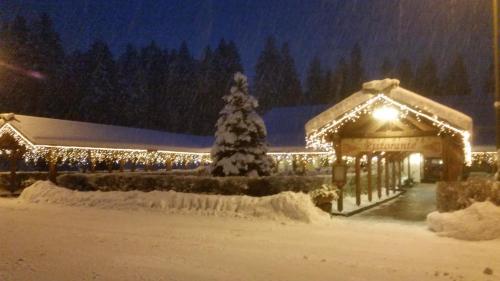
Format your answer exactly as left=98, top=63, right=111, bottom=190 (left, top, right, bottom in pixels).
left=305, top=79, right=473, bottom=210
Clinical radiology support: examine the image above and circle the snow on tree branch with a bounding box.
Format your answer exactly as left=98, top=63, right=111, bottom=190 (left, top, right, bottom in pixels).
left=211, top=72, right=271, bottom=177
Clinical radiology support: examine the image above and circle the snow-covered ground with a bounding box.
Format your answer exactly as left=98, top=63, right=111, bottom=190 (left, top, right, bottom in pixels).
left=0, top=182, right=499, bottom=281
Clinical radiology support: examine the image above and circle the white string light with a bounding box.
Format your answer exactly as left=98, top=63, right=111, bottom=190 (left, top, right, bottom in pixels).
left=306, top=94, right=473, bottom=165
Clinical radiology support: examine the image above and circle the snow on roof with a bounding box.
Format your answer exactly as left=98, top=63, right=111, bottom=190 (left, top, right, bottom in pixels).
left=0, top=114, right=213, bottom=152
left=305, top=79, right=473, bottom=135
left=263, top=105, right=328, bottom=147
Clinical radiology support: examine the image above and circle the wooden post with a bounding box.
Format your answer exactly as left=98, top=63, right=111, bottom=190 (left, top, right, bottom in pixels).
left=407, top=155, right=411, bottom=182
left=87, top=151, right=96, bottom=173
left=48, top=150, right=57, bottom=183
left=106, top=160, right=113, bottom=173
left=355, top=154, right=361, bottom=206
left=367, top=153, right=372, bottom=202
left=398, top=159, right=403, bottom=187
left=332, top=134, right=344, bottom=212
left=441, top=135, right=464, bottom=182
left=165, top=159, right=172, bottom=172
left=377, top=155, right=382, bottom=199
left=8, top=152, right=18, bottom=193
left=119, top=159, right=125, bottom=172
left=131, top=159, right=137, bottom=172
left=385, top=155, right=390, bottom=196
left=391, top=158, right=396, bottom=192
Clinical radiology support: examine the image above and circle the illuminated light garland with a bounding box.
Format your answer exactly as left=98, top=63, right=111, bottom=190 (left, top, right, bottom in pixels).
left=0, top=115, right=492, bottom=170
left=0, top=123, right=339, bottom=168
left=471, top=152, right=497, bottom=166
left=306, top=94, right=473, bottom=165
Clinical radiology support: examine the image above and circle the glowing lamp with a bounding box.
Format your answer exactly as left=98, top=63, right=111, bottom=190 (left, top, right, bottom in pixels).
left=372, top=106, right=399, bottom=121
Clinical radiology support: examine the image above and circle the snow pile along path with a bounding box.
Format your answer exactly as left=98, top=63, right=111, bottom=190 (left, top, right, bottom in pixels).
left=427, top=201, right=500, bottom=241
left=20, top=181, right=330, bottom=224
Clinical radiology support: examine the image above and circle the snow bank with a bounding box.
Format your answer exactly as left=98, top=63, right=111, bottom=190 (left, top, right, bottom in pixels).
left=20, top=181, right=330, bottom=224
left=427, top=201, right=500, bottom=241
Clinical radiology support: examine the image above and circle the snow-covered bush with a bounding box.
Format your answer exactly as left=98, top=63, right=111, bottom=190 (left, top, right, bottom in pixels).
left=21, top=181, right=331, bottom=223
left=437, top=179, right=499, bottom=212
left=211, top=72, right=271, bottom=177
left=427, top=201, right=500, bottom=240
left=0, top=171, right=49, bottom=192
left=56, top=173, right=328, bottom=196
left=309, top=184, right=338, bottom=206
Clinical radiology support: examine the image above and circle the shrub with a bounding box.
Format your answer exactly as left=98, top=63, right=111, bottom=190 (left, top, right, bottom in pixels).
left=437, top=178, right=499, bottom=212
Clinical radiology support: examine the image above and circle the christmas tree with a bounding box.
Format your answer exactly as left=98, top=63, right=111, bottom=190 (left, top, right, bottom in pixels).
left=211, top=72, right=271, bottom=177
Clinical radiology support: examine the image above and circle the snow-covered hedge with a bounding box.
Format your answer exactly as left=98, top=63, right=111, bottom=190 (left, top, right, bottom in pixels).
left=20, top=181, right=331, bottom=223
left=0, top=171, right=49, bottom=192
left=436, top=178, right=499, bottom=212
left=56, top=173, right=329, bottom=196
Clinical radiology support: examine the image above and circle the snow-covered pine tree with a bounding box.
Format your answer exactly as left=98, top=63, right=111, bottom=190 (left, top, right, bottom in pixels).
left=211, top=72, right=271, bottom=177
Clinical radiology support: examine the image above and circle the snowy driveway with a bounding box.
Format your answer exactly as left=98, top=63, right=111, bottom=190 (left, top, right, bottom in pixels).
left=1, top=196, right=499, bottom=281
left=354, top=183, right=437, bottom=223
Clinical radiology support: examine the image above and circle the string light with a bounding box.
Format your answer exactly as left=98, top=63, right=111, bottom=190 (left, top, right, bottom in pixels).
left=306, top=94, right=473, bottom=165
left=0, top=111, right=494, bottom=169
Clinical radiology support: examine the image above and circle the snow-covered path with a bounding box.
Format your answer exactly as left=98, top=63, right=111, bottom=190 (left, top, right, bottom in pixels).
left=354, top=183, right=437, bottom=223
left=0, top=198, right=499, bottom=281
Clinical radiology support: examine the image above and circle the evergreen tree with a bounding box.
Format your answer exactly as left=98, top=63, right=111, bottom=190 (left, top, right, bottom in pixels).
left=254, top=36, right=282, bottom=112
left=395, top=58, right=414, bottom=90
left=278, top=43, right=302, bottom=106
left=414, top=55, right=440, bottom=96
left=211, top=72, right=270, bottom=177
left=57, top=51, right=88, bottom=120
left=380, top=57, right=394, bottom=78
left=332, top=57, right=349, bottom=101
left=117, top=44, right=147, bottom=126
left=29, top=13, right=65, bottom=117
left=305, top=56, right=323, bottom=104
left=194, top=45, right=216, bottom=134
left=79, top=40, right=119, bottom=124
left=483, top=63, right=494, bottom=98
left=346, top=43, right=364, bottom=94
left=139, top=41, right=168, bottom=129
left=165, top=41, right=197, bottom=132
left=442, top=54, right=471, bottom=96
left=0, top=16, right=34, bottom=114
left=206, top=39, right=244, bottom=133
left=318, top=68, right=335, bottom=104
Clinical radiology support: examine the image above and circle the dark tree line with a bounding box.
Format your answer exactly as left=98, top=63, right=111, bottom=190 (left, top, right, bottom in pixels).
left=0, top=15, right=477, bottom=137
left=0, top=14, right=242, bottom=135
left=305, top=46, right=473, bottom=105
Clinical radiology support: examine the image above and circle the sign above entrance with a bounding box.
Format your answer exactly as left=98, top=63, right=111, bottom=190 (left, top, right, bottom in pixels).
left=341, top=137, right=442, bottom=156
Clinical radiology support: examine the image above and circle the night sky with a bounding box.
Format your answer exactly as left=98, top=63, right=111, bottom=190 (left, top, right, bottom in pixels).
left=0, top=0, right=495, bottom=142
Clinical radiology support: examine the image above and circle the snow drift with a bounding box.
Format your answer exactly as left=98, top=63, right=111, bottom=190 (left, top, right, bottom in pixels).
left=20, top=181, right=330, bottom=224
left=427, top=201, right=500, bottom=241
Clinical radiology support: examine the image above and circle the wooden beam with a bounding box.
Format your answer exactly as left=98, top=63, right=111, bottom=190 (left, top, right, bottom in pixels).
left=385, top=155, right=390, bottom=196
left=355, top=154, right=361, bottom=206
left=8, top=152, right=18, bottom=193
left=391, top=158, right=396, bottom=192
left=377, top=155, right=382, bottom=199
left=332, top=134, right=344, bottom=212
left=367, top=153, right=372, bottom=202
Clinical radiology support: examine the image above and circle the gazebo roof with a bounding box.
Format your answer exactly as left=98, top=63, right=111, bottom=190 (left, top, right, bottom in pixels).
left=305, top=79, right=473, bottom=136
